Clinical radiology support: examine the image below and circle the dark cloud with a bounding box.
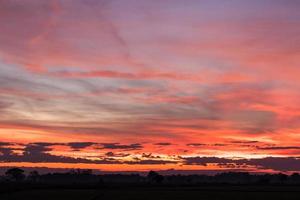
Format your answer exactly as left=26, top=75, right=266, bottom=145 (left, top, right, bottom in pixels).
left=183, top=157, right=235, bottom=166
left=0, top=147, right=14, bottom=156
left=256, top=146, right=300, bottom=150
left=142, top=153, right=152, bottom=158
left=0, top=143, right=121, bottom=164
left=246, top=157, right=300, bottom=171
left=68, top=142, right=96, bottom=151
left=0, top=143, right=22, bottom=156
left=142, top=153, right=161, bottom=159
left=0, top=142, right=176, bottom=165
left=0, top=142, right=12, bottom=146
left=124, top=159, right=177, bottom=165
left=32, top=142, right=63, bottom=146
left=229, top=140, right=259, bottom=144
left=99, top=143, right=143, bottom=150
left=213, top=143, right=228, bottom=146
left=23, top=143, right=52, bottom=155
left=182, top=156, right=300, bottom=171
left=2, top=142, right=300, bottom=171
left=105, top=152, right=130, bottom=157
left=154, top=142, right=172, bottom=146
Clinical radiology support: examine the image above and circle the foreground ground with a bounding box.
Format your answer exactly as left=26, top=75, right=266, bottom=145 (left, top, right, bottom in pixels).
left=1, top=186, right=300, bottom=200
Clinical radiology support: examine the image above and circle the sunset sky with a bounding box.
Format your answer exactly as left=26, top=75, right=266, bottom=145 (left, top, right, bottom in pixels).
left=0, top=0, right=300, bottom=174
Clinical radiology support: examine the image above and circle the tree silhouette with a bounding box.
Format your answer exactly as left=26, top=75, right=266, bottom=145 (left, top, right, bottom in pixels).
left=5, top=168, right=25, bottom=181
left=147, top=170, right=164, bottom=184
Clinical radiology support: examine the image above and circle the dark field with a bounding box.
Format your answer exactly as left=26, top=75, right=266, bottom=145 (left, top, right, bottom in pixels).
left=1, top=186, right=300, bottom=200
left=2, top=170, right=300, bottom=199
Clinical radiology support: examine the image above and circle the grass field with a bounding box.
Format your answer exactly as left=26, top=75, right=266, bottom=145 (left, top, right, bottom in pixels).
left=1, top=186, right=300, bottom=200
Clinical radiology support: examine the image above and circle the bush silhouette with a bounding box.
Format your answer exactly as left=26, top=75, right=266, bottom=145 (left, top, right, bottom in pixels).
left=28, top=170, right=40, bottom=182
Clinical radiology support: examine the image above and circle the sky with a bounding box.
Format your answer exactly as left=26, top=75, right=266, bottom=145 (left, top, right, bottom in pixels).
left=0, top=0, right=300, bottom=174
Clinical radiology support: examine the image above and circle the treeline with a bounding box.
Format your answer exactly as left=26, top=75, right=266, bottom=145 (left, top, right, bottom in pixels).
left=2, top=168, right=300, bottom=187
